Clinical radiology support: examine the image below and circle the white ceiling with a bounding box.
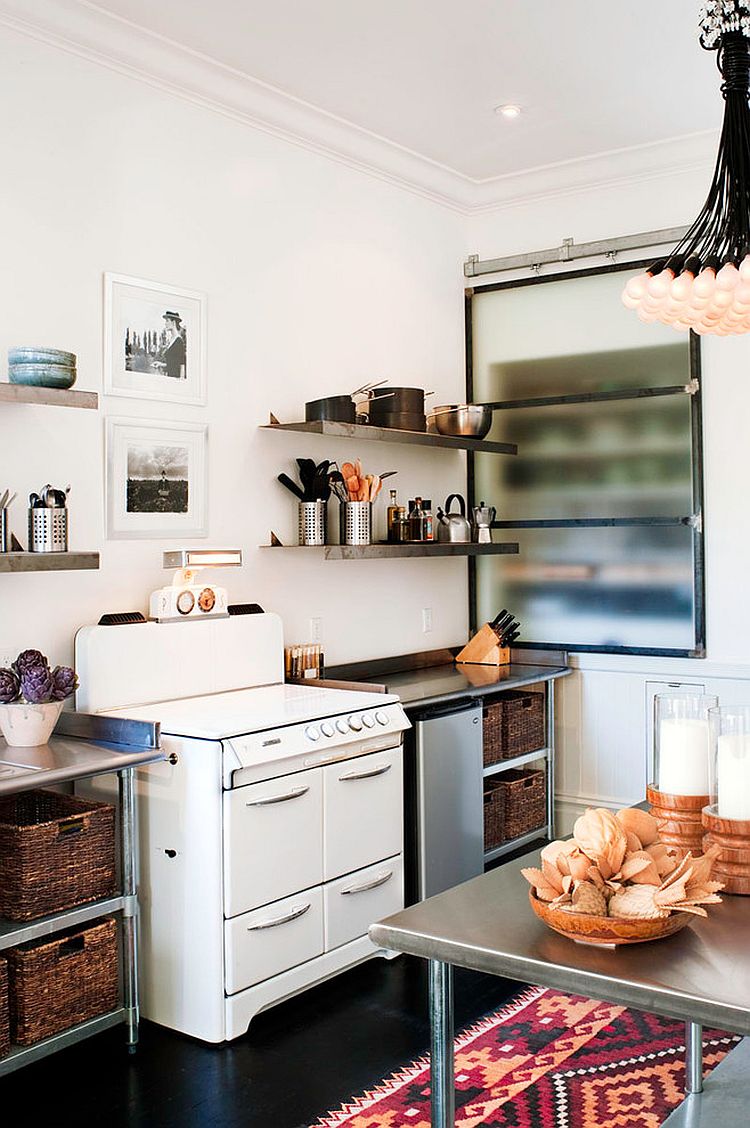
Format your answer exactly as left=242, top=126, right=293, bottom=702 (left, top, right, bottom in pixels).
left=0, top=0, right=722, bottom=208
left=82, top=0, right=719, bottom=180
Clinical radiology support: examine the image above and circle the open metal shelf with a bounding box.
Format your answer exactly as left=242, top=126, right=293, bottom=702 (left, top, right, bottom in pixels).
left=261, top=417, right=517, bottom=456
left=484, top=826, right=548, bottom=863
left=0, top=552, right=100, bottom=573
left=260, top=542, right=519, bottom=560
left=0, top=1009, right=128, bottom=1076
left=0, top=896, right=130, bottom=951
left=0, top=384, right=98, bottom=410
left=483, top=747, right=549, bottom=778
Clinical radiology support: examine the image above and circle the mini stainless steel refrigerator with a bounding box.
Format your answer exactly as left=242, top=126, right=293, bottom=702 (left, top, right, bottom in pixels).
left=404, top=698, right=484, bottom=903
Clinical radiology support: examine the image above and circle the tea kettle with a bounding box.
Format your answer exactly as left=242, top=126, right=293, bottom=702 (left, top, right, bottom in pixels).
left=471, top=501, right=496, bottom=544
left=436, top=493, right=472, bottom=543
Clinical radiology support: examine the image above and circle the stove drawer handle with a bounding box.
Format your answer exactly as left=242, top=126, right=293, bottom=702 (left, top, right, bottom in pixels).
left=246, top=785, right=309, bottom=806
left=246, top=903, right=311, bottom=931
left=341, top=870, right=393, bottom=896
left=338, top=764, right=392, bottom=782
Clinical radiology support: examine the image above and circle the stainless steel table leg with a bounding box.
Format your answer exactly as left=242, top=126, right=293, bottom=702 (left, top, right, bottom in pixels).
left=685, top=1021, right=703, bottom=1095
left=119, top=767, right=139, bottom=1051
left=429, top=960, right=455, bottom=1128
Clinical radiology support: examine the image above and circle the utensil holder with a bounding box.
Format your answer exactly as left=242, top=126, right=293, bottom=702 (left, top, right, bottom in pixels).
left=340, top=501, right=371, bottom=545
left=28, top=507, right=68, bottom=553
left=0, top=510, right=7, bottom=554
left=298, top=501, right=327, bottom=546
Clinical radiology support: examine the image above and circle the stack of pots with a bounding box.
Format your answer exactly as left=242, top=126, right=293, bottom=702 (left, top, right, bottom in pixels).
left=366, top=387, right=426, bottom=432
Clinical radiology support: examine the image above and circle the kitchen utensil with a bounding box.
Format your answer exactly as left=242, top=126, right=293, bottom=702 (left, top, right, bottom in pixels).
left=311, top=460, right=331, bottom=501
left=298, top=501, right=327, bottom=546
left=295, top=458, right=317, bottom=496
left=29, top=506, right=68, bottom=552
left=491, top=611, right=514, bottom=639
left=366, top=410, right=427, bottom=432
left=0, top=510, right=7, bottom=553
left=431, top=404, right=493, bottom=439
left=367, top=387, right=427, bottom=415
left=277, top=473, right=306, bottom=501
left=435, top=494, right=472, bottom=543
left=471, top=502, right=496, bottom=544
left=378, top=471, right=397, bottom=481
left=340, top=501, right=371, bottom=545
left=0, top=491, right=8, bottom=510
left=304, top=395, right=356, bottom=424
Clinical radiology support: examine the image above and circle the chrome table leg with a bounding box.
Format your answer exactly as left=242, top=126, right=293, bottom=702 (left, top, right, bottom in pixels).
left=429, top=959, right=455, bottom=1128
left=685, top=1021, right=703, bottom=1095
left=119, top=767, right=139, bottom=1051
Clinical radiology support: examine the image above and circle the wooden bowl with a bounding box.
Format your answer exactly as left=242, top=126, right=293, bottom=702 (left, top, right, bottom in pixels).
left=528, top=890, right=693, bottom=946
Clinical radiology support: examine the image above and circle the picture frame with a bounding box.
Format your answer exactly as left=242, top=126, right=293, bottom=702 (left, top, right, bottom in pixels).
left=105, top=418, right=208, bottom=540
left=104, top=273, right=207, bottom=405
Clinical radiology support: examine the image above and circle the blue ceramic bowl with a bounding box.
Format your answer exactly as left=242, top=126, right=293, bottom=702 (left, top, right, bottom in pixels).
left=8, top=346, right=77, bottom=367
left=9, top=363, right=77, bottom=389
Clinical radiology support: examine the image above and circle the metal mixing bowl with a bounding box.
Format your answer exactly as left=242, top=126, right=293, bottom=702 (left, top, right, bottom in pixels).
left=431, top=404, right=492, bottom=439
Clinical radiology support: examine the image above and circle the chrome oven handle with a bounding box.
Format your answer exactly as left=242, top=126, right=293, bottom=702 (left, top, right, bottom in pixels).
left=246, top=903, right=311, bottom=930
left=340, top=871, right=394, bottom=896
left=246, top=785, right=309, bottom=806
left=338, top=764, right=392, bottom=782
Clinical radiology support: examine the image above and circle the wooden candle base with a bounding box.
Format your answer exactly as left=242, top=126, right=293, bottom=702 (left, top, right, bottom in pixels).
left=647, top=785, right=707, bottom=858
left=702, top=807, right=750, bottom=895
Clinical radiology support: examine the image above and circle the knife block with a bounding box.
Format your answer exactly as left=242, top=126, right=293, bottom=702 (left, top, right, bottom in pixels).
left=455, top=623, right=510, bottom=667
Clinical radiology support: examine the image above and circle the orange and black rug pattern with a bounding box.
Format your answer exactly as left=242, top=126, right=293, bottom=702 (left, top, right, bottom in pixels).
left=312, top=987, right=739, bottom=1128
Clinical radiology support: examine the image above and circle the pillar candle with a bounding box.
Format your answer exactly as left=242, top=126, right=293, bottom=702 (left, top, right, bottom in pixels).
left=717, top=733, right=750, bottom=820
left=658, top=717, right=710, bottom=795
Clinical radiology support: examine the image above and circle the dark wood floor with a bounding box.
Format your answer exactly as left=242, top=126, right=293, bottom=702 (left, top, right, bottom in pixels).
left=1, top=955, right=523, bottom=1127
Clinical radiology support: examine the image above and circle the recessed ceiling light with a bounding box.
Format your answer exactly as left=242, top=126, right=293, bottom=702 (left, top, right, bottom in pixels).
left=495, top=103, right=522, bottom=119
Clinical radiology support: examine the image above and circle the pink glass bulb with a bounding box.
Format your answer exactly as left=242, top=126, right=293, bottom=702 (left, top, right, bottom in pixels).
left=735, top=283, right=750, bottom=304
left=693, top=268, right=717, bottom=299
left=621, top=291, right=640, bottom=311
left=647, top=269, right=674, bottom=299
left=624, top=272, right=651, bottom=301
left=717, top=263, right=740, bottom=291
left=671, top=272, right=694, bottom=302
left=740, top=255, right=750, bottom=281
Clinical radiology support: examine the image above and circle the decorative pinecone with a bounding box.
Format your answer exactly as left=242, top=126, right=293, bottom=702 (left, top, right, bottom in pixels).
left=12, top=649, right=49, bottom=679
left=0, top=667, right=20, bottom=704
left=20, top=664, right=54, bottom=704
left=50, top=666, right=79, bottom=702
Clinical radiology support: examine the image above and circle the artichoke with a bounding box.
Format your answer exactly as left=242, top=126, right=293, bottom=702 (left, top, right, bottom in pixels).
left=13, top=649, right=49, bottom=678
left=0, top=667, right=20, bottom=704
left=20, top=664, right=54, bottom=704
left=50, top=665, right=78, bottom=702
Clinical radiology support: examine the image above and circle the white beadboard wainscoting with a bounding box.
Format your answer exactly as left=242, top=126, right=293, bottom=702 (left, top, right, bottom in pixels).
left=554, top=657, right=750, bottom=834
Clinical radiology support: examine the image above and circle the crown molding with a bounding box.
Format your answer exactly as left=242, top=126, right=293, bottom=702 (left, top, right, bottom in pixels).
left=0, top=0, right=721, bottom=215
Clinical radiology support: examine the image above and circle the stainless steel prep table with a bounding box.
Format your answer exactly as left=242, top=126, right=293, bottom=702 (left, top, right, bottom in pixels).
left=370, top=849, right=750, bottom=1128
left=0, top=713, right=164, bottom=1075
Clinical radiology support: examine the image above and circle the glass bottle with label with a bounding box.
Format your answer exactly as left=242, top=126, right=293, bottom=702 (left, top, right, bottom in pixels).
left=422, top=498, right=434, bottom=542
left=408, top=497, right=426, bottom=542
left=387, top=489, right=400, bottom=543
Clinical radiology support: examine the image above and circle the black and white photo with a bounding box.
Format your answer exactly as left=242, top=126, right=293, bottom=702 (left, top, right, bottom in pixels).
left=106, top=418, right=207, bottom=538
left=104, top=274, right=206, bottom=404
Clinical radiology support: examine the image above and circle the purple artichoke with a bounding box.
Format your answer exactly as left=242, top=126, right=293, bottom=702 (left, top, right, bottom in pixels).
left=50, top=665, right=78, bottom=702
left=0, top=667, right=20, bottom=704
left=12, top=649, right=49, bottom=678
left=19, top=664, right=54, bottom=704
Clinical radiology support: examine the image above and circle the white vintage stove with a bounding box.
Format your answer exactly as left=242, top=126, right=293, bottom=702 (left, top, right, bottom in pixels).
left=75, top=613, right=409, bottom=1043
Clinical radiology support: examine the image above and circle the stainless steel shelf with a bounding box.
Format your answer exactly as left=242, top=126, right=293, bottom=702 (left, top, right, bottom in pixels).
left=0, top=384, right=98, bottom=410
left=0, top=895, right=131, bottom=951
left=260, top=543, right=519, bottom=560
left=0, top=1009, right=127, bottom=1076
left=0, top=552, right=100, bottom=573
left=483, top=748, right=550, bottom=778
left=261, top=418, right=517, bottom=455
left=484, top=826, right=548, bottom=863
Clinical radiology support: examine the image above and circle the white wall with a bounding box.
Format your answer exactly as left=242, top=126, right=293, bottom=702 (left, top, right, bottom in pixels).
left=0, top=26, right=470, bottom=672
left=469, top=166, right=750, bottom=826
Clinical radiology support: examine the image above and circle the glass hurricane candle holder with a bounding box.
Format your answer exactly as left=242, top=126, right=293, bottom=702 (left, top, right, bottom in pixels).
left=647, top=692, right=717, bottom=859
left=703, top=706, right=750, bottom=894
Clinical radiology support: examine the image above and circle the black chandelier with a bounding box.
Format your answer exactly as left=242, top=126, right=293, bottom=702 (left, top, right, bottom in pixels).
left=623, top=1, right=750, bottom=334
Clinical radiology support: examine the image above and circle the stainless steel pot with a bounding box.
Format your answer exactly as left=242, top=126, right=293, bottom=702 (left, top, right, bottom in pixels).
left=431, top=404, right=492, bottom=439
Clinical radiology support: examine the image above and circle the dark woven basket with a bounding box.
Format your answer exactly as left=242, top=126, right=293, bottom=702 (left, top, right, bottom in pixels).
left=0, top=790, right=115, bottom=921
left=483, top=691, right=545, bottom=767
left=7, top=916, right=118, bottom=1045
left=483, top=780, right=505, bottom=851
left=497, top=768, right=547, bottom=842
left=0, top=957, right=9, bottom=1059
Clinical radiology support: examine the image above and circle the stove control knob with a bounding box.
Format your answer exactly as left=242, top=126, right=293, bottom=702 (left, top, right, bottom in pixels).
left=362, top=713, right=376, bottom=729
left=336, top=718, right=349, bottom=735
left=320, top=722, right=334, bottom=738
left=375, top=710, right=389, bottom=726
left=305, top=726, right=320, bottom=742
left=348, top=714, right=363, bottom=732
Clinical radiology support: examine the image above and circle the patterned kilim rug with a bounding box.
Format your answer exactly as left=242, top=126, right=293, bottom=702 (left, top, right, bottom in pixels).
left=312, top=986, right=740, bottom=1128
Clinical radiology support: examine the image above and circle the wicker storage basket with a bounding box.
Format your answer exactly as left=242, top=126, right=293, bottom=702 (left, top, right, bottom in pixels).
left=0, top=957, right=9, bottom=1059
left=496, top=768, right=547, bottom=842
left=483, top=779, right=505, bottom=851
left=0, top=790, right=115, bottom=921
left=7, top=916, right=118, bottom=1045
left=483, top=691, right=545, bottom=767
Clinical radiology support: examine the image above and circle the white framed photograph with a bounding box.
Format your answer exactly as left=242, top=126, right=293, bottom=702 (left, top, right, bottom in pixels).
left=104, top=273, right=207, bottom=405
left=105, top=418, right=208, bottom=539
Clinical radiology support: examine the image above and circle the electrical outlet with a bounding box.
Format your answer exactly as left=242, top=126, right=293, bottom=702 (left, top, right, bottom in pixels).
left=422, top=608, right=433, bottom=634
left=0, top=648, right=15, bottom=669
left=309, top=617, right=322, bottom=644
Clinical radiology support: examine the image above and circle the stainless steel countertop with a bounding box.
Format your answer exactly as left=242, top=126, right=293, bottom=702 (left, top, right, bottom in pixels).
left=361, top=662, right=570, bottom=709
left=0, top=735, right=165, bottom=795
left=370, top=850, right=750, bottom=1035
